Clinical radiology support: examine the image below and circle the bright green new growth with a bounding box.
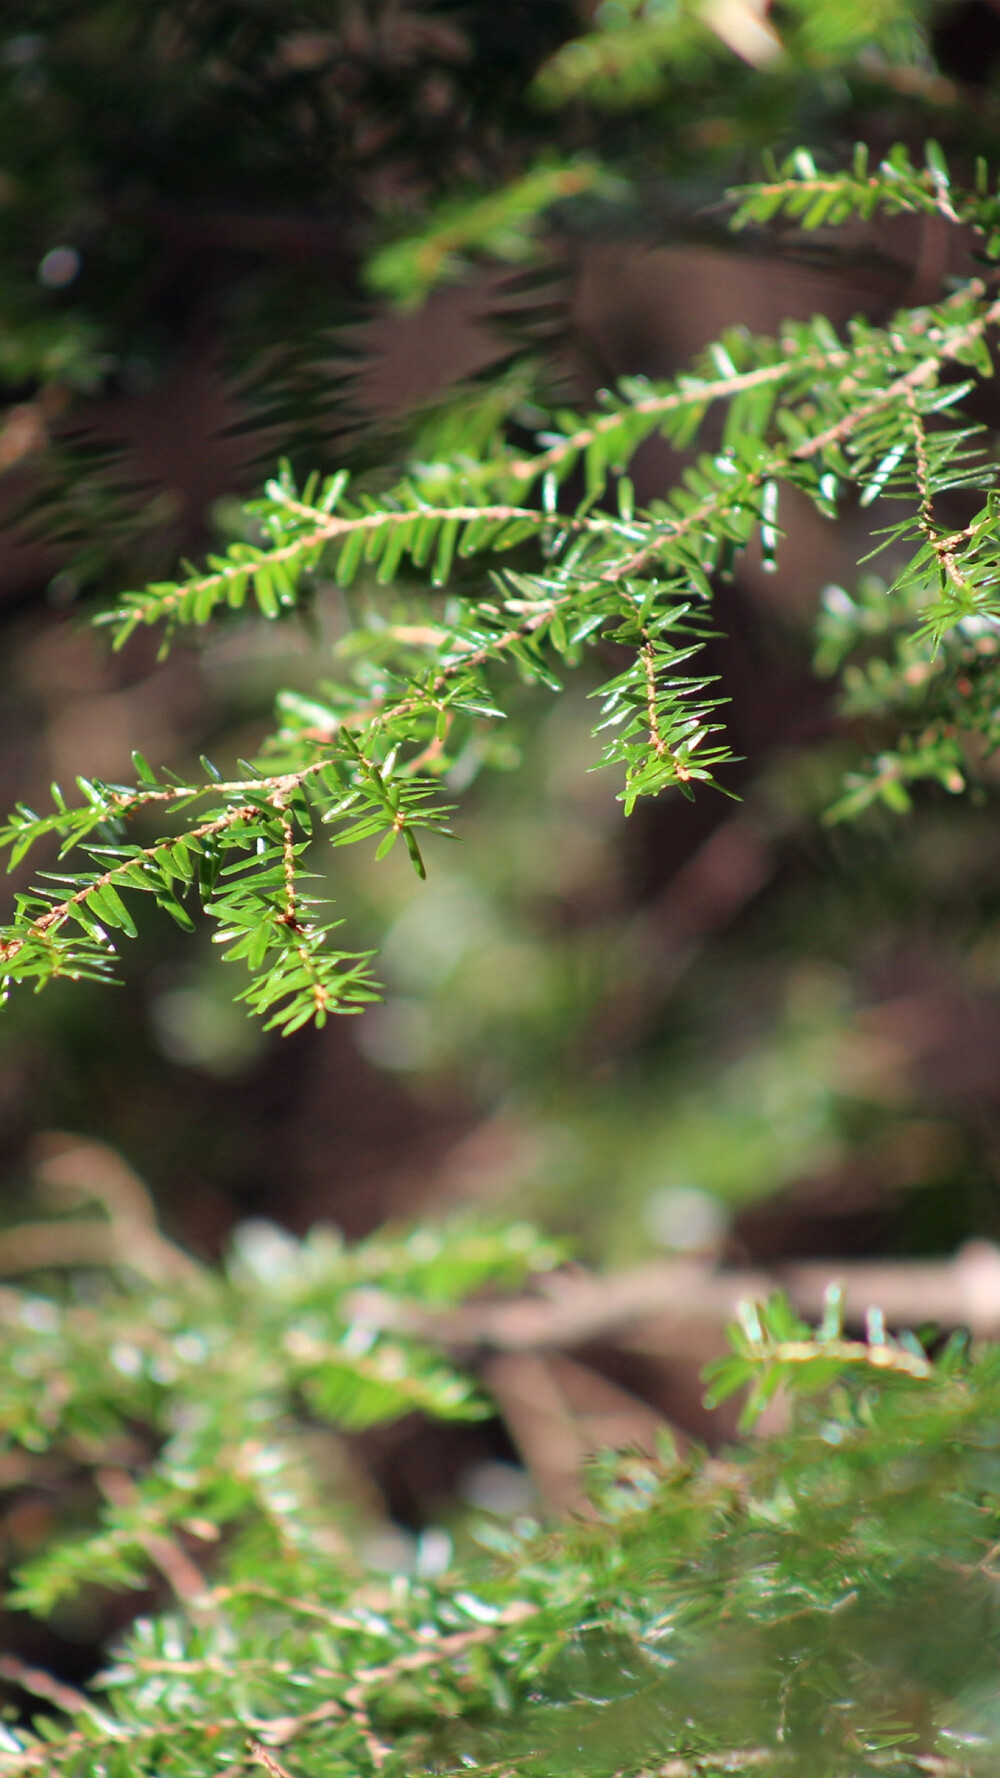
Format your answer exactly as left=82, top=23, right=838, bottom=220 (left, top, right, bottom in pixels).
left=2, top=1202, right=999, bottom=1778
left=4, top=141, right=1000, bottom=1033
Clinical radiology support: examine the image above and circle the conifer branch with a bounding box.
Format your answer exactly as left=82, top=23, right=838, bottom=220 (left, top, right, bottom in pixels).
left=642, top=637, right=693, bottom=783
left=0, top=804, right=257, bottom=970
left=6, top=152, right=1000, bottom=1028
left=506, top=356, right=826, bottom=483
left=1, top=1204, right=998, bottom=1778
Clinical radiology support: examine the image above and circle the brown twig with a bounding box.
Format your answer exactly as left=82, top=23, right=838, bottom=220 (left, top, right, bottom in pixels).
left=0, top=1215, right=196, bottom=1283
left=0, top=1658, right=95, bottom=1721
left=0, top=803, right=257, bottom=968
left=380, top=1241, right=1000, bottom=1360
left=506, top=356, right=835, bottom=482
left=98, top=1468, right=212, bottom=1607
left=640, top=637, right=693, bottom=781
left=340, top=1604, right=536, bottom=1768
left=247, top=1742, right=299, bottom=1778
left=905, top=383, right=974, bottom=601
left=793, top=289, right=1000, bottom=463
left=127, top=500, right=622, bottom=629
left=1, top=1134, right=202, bottom=1283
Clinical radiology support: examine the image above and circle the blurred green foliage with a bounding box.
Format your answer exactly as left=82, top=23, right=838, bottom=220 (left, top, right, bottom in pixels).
left=2, top=1216, right=1000, bottom=1776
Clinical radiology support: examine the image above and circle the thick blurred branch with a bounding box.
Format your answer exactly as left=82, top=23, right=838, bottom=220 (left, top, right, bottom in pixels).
left=430, top=1242, right=1000, bottom=1356
left=0, top=1134, right=202, bottom=1282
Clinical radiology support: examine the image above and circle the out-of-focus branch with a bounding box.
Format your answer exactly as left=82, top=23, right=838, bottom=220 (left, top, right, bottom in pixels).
left=0, top=1134, right=202, bottom=1283
left=0, top=1658, right=93, bottom=1719
left=378, top=1241, right=1000, bottom=1360
left=783, top=1242, right=1000, bottom=1338
left=97, top=1468, right=213, bottom=1608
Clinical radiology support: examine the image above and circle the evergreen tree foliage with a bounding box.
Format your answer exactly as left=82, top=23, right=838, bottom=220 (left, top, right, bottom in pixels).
left=5, top=131, right=1000, bottom=1032
left=1, top=1203, right=999, bottom=1777
left=7, top=4, right=1000, bottom=1776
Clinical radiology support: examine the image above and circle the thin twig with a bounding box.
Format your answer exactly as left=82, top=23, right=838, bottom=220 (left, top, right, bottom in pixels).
left=507, top=355, right=837, bottom=481
left=905, top=383, right=973, bottom=600
left=0, top=804, right=257, bottom=967
left=247, top=1742, right=299, bottom=1778
left=641, top=637, right=693, bottom=781
left=98, top=1468, right=212, bottom=1607
left=793, top=291, right=1000, bottom=463
left=0, top=1658, right=95, bottom=1721
left=120, top=502, right=623, bottom=628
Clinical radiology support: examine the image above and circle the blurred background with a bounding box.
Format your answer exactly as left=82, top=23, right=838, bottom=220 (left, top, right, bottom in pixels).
left=4, top=0, right=1000, bottom=1679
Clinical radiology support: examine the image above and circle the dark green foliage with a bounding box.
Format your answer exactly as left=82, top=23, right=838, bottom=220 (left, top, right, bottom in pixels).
left=0, top=0, right=978, bottom=583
